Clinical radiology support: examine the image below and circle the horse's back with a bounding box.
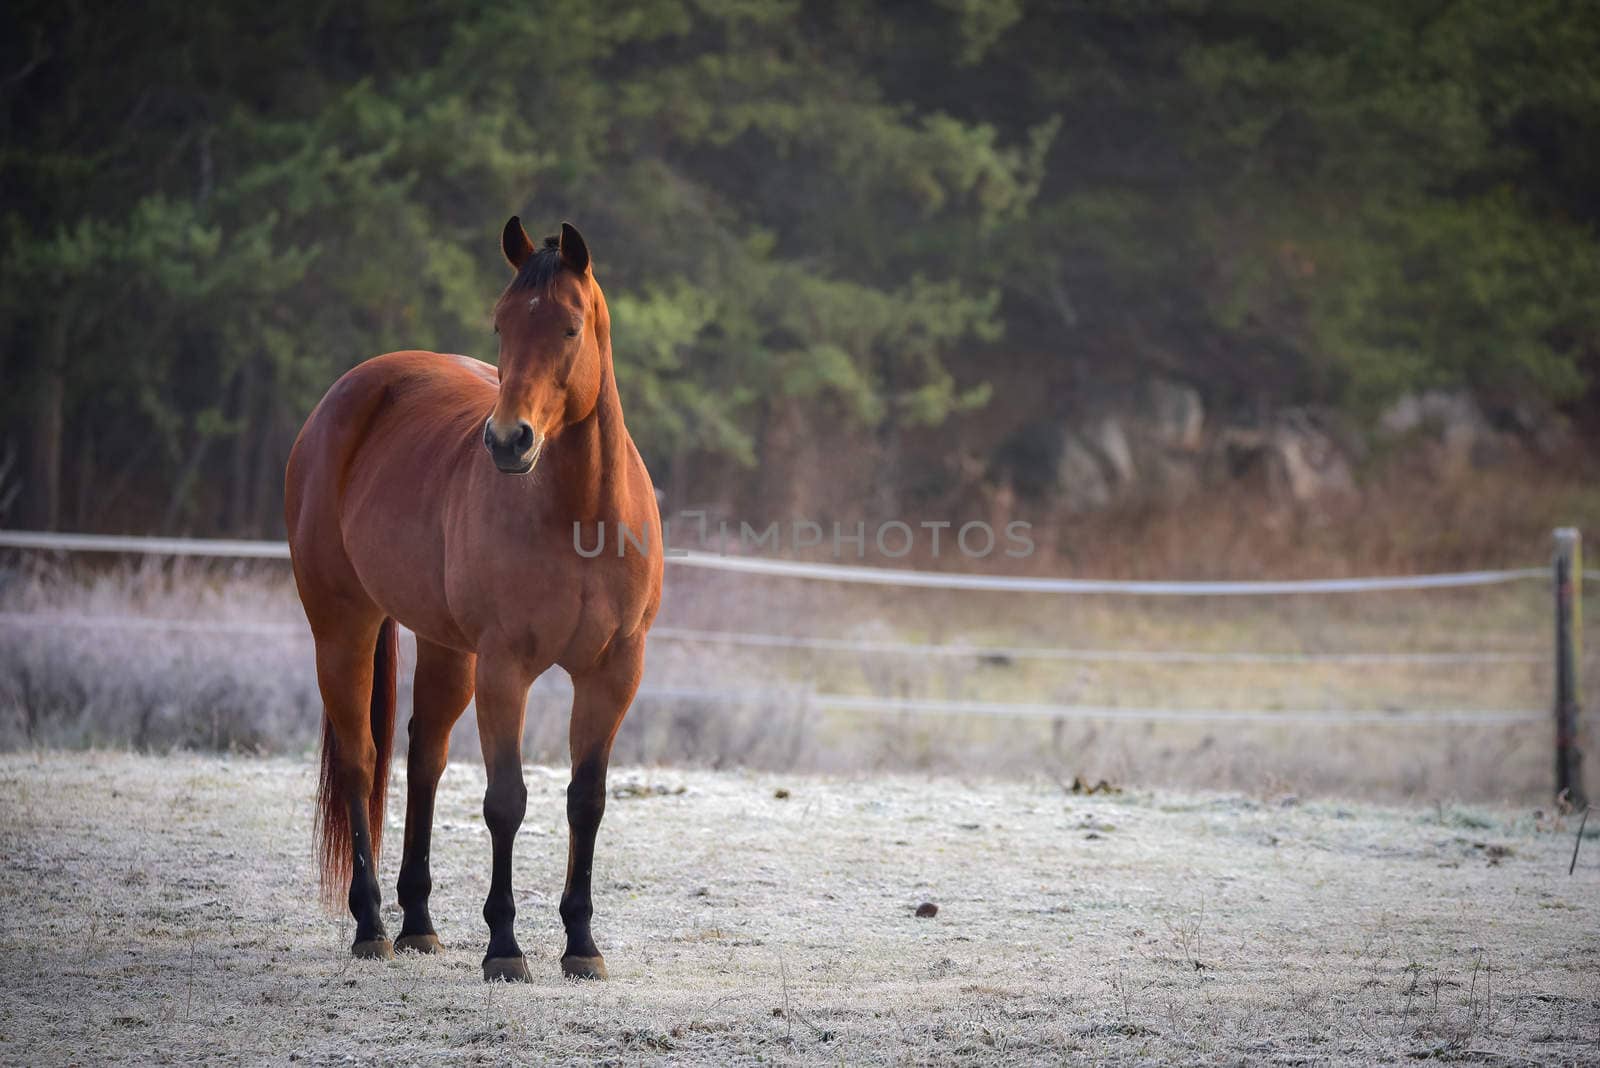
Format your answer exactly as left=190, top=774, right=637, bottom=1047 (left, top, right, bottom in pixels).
left=286, top=351, right=494, bottom=634
left=287, top=350, right=491, bottom=521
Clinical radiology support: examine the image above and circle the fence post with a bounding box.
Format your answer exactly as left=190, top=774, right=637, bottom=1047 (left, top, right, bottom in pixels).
left=1554, top=528, right=1586, bottom=808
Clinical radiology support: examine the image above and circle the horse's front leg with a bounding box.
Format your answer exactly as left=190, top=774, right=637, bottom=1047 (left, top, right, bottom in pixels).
left=560, top=636, right=645, bottom=980
left=395, top=640, right=475, bottom=953
left=474, top=651, right=540, bottom=982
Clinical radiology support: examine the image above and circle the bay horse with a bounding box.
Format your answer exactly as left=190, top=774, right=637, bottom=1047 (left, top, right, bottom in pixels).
left=284, top=218, right=662, bottom=982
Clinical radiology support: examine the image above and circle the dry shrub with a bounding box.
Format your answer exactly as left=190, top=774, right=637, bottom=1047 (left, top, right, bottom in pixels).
left=1047, top=455, right=1600, bottom=580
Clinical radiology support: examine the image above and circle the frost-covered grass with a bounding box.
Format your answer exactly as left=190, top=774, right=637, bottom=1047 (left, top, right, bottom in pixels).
left=1, top=753, right=1596, bottom=1066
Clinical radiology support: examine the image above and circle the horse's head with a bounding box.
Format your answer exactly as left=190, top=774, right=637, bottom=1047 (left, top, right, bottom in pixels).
left=484, top=217, right=607, bottom=474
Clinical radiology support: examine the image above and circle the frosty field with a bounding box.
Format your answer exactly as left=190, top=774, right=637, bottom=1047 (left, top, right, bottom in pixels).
left=1, top=752, right=1596, bottom=1065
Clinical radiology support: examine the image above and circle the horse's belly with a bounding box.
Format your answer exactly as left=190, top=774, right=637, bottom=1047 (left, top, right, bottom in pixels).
left=345, top=530, right=466, bottom=650
left=335, top=365, right=487, bottom=650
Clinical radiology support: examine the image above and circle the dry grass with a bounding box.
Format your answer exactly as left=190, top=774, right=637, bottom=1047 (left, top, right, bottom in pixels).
left=1, top=752, right=1597, bottom=1066
left=1042, top=458, right=1600, bottom=580
left=1, top=555, right=1594, bottom=803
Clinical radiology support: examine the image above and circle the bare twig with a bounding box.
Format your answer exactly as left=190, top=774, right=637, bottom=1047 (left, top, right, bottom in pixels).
left=779, top=953, right=791, bottom=1043
left=775, top=951, right=832, bottom=1041
left=1570, top=805, right=1591, bottom=876
left=184, top=940, right=196, bottom=1018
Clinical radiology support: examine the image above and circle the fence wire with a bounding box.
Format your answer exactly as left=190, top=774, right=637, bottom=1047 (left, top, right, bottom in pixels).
left=0, top=530, right=1569, bottom=728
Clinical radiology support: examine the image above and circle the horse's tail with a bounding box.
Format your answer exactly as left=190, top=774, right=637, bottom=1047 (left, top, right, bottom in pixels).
left=315, top=617, right=399, bottom=908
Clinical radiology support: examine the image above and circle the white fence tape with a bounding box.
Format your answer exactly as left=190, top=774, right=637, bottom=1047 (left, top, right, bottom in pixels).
left=668, top=550, right=1548, bottom=594
left=647, top=626, right=1542, bottom=665
left=0, top=530, right=1555, bottom=595
left=0, top=613, right=1544, bottom=667
left=0, top=531, right=291, bottom=559
left=632, top=687, right=1543, bottom=726
left=0, top=613, right=305, bottom=637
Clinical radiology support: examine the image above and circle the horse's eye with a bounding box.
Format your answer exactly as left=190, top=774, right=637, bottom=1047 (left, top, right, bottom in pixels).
left=565, top=327, right=579, bottom=338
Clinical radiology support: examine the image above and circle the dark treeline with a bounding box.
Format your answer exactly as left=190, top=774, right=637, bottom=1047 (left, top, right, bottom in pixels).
left=3, top=1, right=1598, bottom=538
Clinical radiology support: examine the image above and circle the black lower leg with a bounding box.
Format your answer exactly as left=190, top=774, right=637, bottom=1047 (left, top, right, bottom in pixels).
left=559, top=758, right=607, bottom=961
left=482, top=766, right=527, bottom=962
left=396, top=758, right=442, bottom=939
left=396, top=826, right=436, bottom=939
left=346, top=796, right=386, bottom=945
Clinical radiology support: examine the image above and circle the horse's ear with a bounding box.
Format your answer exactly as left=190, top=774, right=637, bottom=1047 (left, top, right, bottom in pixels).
left=559, top=222, right=590, bottom=274
left=502, top=216, right=535, bottom=271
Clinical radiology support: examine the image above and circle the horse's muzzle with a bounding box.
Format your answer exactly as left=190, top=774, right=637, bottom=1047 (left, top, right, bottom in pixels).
left=484, top=417, right=542, bottom=474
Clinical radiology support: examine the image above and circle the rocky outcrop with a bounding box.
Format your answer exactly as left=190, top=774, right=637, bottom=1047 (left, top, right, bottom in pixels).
left=993, top=380, right=1565, bottom=520
left=994, top=378, right=1215, bottom=514
left=997, top=378, right=1363, bottom=515
left=1379, top=389, right=1496, bottom=471
left=1057, top=436, right=1114, bottom=514
left=1376, top=387, right=1571, bottom=470
left=1047, top=380, right=1209, bottom=513
left=1144, top=379, right=1205, bottom=451
left=1219, top=411, right=1356, bottom=506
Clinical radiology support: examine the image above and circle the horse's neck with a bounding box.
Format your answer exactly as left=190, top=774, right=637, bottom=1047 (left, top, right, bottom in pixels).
left=550, top=363, right=631, bottom=520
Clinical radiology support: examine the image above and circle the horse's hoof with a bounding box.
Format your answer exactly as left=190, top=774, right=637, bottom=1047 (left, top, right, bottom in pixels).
left=351, top=938, right=394, bottom=961
left=483, top=955, right=532, bottom=982
left=395, top=933, right=442, bottom=955
left=561, top=954, right=608, bottom=981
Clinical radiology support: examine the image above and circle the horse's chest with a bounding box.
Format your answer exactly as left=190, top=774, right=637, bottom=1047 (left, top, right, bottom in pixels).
left=565, top=556, right=652, bottom=664
left=451, top=548, right=646, bottom=668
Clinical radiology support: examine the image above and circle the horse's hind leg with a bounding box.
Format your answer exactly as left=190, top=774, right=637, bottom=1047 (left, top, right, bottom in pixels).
left=559, top=636, right=645, bottom=981
left=395, top=639, right=475, bottom=953
left=312, top=617, right=394, bottom=959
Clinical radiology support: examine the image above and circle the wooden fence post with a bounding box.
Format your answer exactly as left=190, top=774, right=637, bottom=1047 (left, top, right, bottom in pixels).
left=1554, top=528, right=1586, bottom=808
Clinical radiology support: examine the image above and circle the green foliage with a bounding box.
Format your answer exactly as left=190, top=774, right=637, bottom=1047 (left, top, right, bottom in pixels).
left=2, top=0, right=1597, bottom=532
left=1169, top=0, right=1600, bottom=409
